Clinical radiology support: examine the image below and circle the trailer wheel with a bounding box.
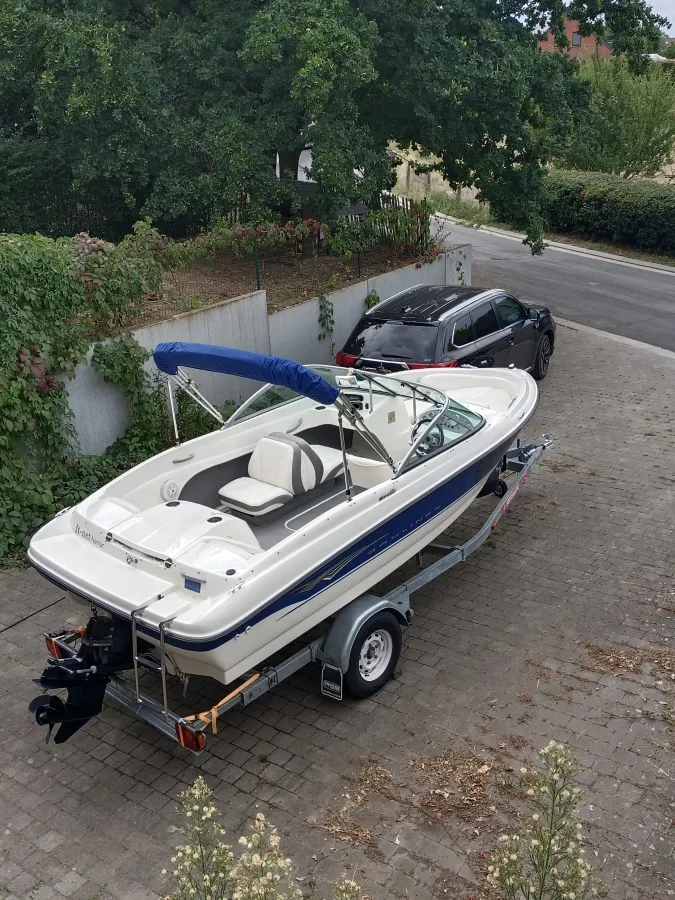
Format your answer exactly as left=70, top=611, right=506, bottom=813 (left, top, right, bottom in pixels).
left=344, top=611, right=402, bottom=698
left=494, top=478, right=508, bottom=498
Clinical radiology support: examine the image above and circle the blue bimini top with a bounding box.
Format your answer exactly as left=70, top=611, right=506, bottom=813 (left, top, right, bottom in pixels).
left=153, top=342, right=339, bottom=406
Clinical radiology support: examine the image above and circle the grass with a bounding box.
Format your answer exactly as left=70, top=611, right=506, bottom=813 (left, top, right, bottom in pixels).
left=537, top=232, right=675, bottom=268
left=427, top=191, right=493, bottom=226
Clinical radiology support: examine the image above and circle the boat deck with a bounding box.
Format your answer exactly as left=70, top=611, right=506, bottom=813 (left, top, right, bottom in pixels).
left=221, top=477, right=363, bottom=550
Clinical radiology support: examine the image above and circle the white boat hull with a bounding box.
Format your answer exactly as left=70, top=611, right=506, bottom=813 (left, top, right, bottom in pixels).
left=28, top=367, right=538, bottom=686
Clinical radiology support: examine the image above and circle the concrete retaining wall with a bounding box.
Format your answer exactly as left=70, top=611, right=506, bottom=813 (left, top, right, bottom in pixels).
left=68, top=248, right=471, bottom=454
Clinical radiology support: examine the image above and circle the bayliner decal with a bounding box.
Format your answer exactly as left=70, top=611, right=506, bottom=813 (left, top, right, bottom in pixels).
left=75, top=524, right=104, bottom=548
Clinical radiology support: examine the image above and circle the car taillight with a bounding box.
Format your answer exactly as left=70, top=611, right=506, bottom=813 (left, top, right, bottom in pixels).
left=408, top=360, right=459, bottom=370
left=335, top=351, right=358, bottom=367
left=175, top=721, right=206, bottom=752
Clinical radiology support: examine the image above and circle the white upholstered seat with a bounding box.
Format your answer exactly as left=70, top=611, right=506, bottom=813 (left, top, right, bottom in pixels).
left=219, top=433, right=344, bottom=516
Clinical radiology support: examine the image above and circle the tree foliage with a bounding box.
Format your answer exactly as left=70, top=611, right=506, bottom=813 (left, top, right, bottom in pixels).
left=561, top=56, right=675, bottom=177
left=0, top=0, right=667, bottom=248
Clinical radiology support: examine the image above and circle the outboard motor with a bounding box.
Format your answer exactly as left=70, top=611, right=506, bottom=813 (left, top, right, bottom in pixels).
left=29, top=614, right=135, bottom=744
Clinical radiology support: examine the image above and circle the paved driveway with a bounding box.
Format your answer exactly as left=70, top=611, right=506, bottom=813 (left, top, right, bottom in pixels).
left=1, top=323, right=674, bottom=900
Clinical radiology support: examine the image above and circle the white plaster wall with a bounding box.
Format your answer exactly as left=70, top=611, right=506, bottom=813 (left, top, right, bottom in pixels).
left=67, top=252, right=471, bottom=454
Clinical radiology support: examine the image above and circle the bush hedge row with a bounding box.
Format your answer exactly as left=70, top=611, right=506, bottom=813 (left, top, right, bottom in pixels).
left=540, top=169, right=675, bottom=255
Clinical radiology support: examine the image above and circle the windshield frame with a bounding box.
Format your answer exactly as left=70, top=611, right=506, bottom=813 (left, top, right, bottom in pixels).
left=224, top=365, right=445, bottom=429
left=395, top=396, right=485, bottom=477
left=223, top=382, right=302, bottom=428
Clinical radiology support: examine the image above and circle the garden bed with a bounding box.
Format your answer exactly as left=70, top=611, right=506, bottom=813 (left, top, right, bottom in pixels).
left=125, top=247, right=422, bottom=328
left=129, top=246, right=418, bottom=329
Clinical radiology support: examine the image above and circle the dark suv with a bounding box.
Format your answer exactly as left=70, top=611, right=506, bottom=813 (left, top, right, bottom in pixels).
left=336, top=285, right=555, bottom=379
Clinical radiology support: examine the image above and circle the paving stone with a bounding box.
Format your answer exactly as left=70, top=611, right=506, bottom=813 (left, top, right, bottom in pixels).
left=2, top=324, right=675, bottom=899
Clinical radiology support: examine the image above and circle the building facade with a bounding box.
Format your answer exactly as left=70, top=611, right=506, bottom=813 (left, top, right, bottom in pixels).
left=538, top=20, right=612, bottom=59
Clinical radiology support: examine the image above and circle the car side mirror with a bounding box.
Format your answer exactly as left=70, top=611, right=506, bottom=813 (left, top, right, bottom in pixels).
left=529, top=309, right=540, bottom=321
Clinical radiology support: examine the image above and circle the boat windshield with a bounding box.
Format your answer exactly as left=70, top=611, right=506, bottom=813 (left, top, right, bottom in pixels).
left=310, top=365, right=448, bottom=407
left=226, top=384, right=300, bottom=426
left=225, top=364, right=484, bottom=474
left=400, top=400, right=485, bottom=473
left=226, top=365, right=448, bottom=426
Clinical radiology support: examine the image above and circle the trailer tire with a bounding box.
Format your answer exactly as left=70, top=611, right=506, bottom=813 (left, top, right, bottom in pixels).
left=344, top=611, right=402, bottom=698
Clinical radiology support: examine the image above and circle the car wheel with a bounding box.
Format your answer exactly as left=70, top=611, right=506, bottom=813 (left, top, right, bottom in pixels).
left=533, top=334, right=551, bottom=381
left=343, top=611, right=402, bottom=698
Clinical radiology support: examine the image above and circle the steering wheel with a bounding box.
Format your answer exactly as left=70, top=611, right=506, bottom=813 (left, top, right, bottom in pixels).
left=411, top=411, right=445, bottom=456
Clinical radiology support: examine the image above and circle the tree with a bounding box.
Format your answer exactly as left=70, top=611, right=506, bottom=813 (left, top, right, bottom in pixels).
left=561, top=55, right=675, bottom=178
left=0, top=0, right=668, bottom=249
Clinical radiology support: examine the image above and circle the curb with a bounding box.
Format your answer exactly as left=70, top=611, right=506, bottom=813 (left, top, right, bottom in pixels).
left=432, top=213, right=675, bottom=276
left=556, top=317, right=675, bottom=362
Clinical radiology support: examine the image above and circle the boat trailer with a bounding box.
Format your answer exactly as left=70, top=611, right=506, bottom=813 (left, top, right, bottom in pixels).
left=31, top=438, right=550, bottom=753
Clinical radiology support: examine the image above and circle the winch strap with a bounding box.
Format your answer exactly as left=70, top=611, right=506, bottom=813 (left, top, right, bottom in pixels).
left=184, top=673, right=260, bottom=735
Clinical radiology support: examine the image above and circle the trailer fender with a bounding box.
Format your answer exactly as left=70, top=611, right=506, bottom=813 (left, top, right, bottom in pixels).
left=320, top=593, right=412, bottom=673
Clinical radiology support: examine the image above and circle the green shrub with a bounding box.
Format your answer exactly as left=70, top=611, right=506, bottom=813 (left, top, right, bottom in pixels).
left=541, top=170, right=675, bottom=255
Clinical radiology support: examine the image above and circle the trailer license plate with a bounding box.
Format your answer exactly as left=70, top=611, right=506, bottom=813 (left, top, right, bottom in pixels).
left=321, top=664, right=343, bottom=701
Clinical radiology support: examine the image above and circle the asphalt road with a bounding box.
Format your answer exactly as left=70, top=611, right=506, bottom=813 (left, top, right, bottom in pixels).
left=439, top=219, right=675, bottom=351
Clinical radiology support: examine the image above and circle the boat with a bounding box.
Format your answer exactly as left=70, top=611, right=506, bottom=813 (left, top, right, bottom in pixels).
left=27, top=342, right=539, bottom=743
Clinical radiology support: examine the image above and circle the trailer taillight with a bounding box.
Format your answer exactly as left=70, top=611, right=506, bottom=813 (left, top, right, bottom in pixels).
left=175, top=721, right=206, bottom=752
left=45, top=636, right=64, bottom=660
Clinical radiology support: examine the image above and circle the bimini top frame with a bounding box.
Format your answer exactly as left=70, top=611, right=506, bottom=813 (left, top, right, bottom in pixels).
left=152, top=341, right=452, bottom=493
left=152, top=342, right=395, bottom=470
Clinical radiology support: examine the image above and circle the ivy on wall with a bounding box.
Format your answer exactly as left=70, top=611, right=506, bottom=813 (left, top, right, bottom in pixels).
left=0, top=224, right=235, bottom=564
left=0, top=207, right=439, bottom=562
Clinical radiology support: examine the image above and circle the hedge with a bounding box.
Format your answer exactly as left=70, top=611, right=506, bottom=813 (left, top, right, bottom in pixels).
left=540, top=169, right=675, bottom=255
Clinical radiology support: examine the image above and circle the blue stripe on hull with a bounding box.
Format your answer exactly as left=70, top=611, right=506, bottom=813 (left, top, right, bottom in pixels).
left=29, top=435, right=519, bottom=653
left=157, top=435, right=515, bottom=652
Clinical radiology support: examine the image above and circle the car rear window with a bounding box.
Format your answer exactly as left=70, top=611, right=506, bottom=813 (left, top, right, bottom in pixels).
left=343, top=319, right=439, bottom=363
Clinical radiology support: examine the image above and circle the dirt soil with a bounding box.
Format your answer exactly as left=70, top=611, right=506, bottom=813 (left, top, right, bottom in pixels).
left=128, top=247, right=417, bottom=329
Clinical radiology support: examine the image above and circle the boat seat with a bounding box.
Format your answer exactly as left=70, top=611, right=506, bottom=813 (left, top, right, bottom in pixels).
left=219, top=433, right=344, bottom=517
